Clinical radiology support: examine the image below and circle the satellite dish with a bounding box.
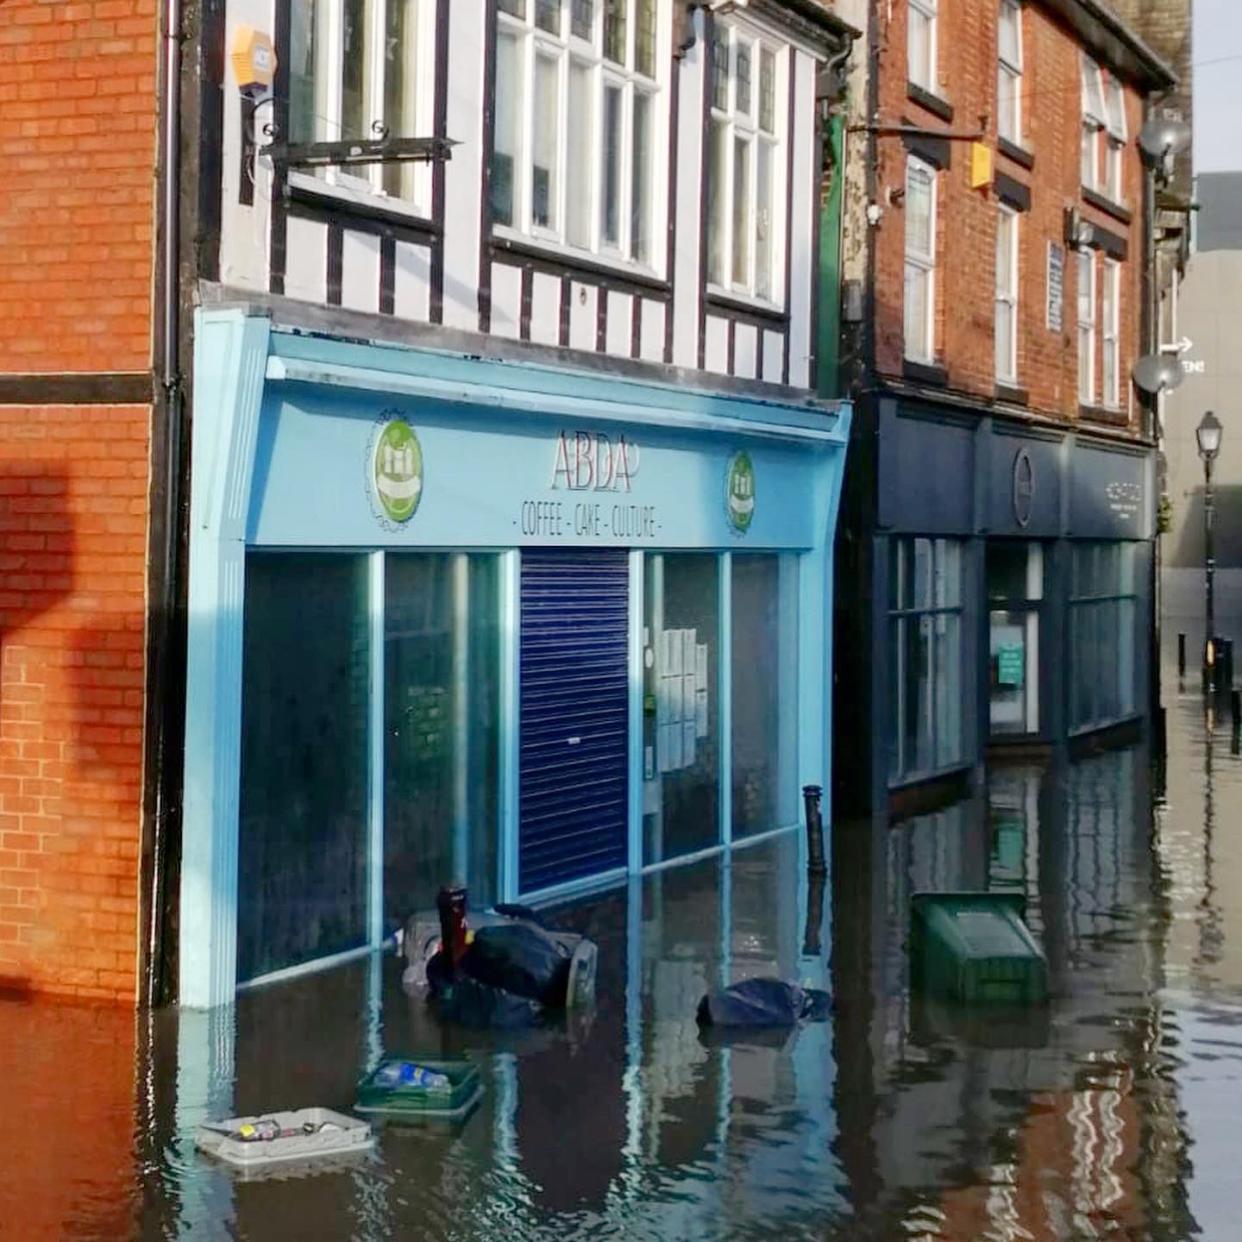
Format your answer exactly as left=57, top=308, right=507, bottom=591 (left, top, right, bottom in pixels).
left=1132, top=353, right=1183, bottom=395
left=1138, top=116, right=1191, bottom=168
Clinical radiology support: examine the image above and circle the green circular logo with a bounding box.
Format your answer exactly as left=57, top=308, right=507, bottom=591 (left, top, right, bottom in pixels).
left=373, top=419, right=423, bottom=523
left=726, top=451, right=755, bottom=534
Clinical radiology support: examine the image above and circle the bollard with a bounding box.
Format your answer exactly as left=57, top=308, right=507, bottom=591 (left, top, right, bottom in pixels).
left=802, top=784, right=827, bottom=877
left=1233, top=689, right=1241, bottom=730
left=1179, top=633, right=1186, bottom=678
left=802, top=870, right=826, bottom=957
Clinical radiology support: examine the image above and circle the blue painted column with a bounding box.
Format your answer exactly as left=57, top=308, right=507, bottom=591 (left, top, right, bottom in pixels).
left=179, top=310, right=271, bottom=1009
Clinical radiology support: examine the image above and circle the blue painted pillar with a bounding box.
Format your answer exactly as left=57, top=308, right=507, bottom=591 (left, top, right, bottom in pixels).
left=179, top=310, right=271, bottom=1009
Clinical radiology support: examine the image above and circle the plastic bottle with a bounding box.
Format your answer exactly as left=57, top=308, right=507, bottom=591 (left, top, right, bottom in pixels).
left=376, top=1060, right=450, bottom=1091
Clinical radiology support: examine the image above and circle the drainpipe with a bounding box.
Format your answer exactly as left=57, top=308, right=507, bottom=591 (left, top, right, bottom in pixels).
left=141, top=0, right=186, bottom=1009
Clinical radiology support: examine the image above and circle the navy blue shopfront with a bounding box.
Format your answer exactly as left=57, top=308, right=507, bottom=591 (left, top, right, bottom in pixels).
left=519, top=550, right=630, bottom=893
left=178, top=313, right=851, bottom=1007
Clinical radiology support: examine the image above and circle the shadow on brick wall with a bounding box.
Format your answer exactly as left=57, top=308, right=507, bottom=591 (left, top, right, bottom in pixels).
left=0, top=460, right=146, bottom=999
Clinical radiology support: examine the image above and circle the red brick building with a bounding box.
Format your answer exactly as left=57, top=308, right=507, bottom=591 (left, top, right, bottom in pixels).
left=834, top=0, right=1176, bottom=818
left=0, top=0, right=163, bottom=1001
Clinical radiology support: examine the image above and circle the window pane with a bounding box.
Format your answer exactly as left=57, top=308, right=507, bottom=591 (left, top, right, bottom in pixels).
left=1081, top=124, right=1096, bottom=186
left=631, top=90, right=652, bottom=262
left=1105, top=78, right=1125, bottom=138
left=571, top=0, right=593, bottom=40
left=906, top=163, right=933, bottom=257
left=933, top=611, right=962, bottom=766
left=382, top=0, right=418, bottom=198
left=635, top=0, right=656, bottom=77
left=341, top=0, right=368, bottom=139
left=567, top=59, right=594, bottom=247
left=603, top=0, right=626, bottom=64
left=908, top=10, right=931, bottom=89
left=998, top=65, right=1018, bottom=142
left=384, top=555, right=500, bottom=929
left=759, top=47, right=776, bottom=133
left=1107, top=141, right=1122, bottom=200
left=998, top=1, right=1020, bottom=65
left=732, top=555, right=797, bottom=838
left=532, top=53, right=560, bottom=229
left=995, top=211, right=1014, bottom=296
left=238, top=555, right=369, bottom=982
left=736, top=39, right=752, bottom=115
left=707, top=118, right=728, bottom=284
left=755, top=140, right=773, bottom=299
left=642, top=554, right=720, bottom=865
left=712, top=26, right=730, bottom=111
left=498, top=0, right=525, bottom=15
left=905, top=263, right=930, bottom=359
left=601, top=83, right=623, bottom=245
left=732, top=136, right=751, bottom=287
left=289, top=0, right=318, bottom=144
left=1077, top=250, right=1093, bottom=323
left=492, top=31, right=522, bottom=227
left=996, top=300, right=1014, bottom=379
left=535, top=0, right=560, bottom=34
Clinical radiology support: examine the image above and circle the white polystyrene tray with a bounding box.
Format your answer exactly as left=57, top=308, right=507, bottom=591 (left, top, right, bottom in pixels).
left=195, top=1107, right=374, bottom=1173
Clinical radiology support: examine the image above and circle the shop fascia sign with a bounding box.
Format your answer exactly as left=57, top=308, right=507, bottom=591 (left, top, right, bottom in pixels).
left=550, top=429, right=640, bottom=493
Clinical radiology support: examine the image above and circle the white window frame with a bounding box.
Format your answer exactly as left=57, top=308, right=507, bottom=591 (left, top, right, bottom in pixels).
left=287, top=0, right=437, bottom=214
left=1103, top=76, right=1127, bottom=203
left=1101, top=257, right=1121, bottom=408
left=706, top=19, right=787, bottom=306
left=908, top=0, right=938, bottom=94
left=904, top=155, right=937, bottom=364
left=491, top=0, right=666, bottom=272
left=995, top=205, right=1018, bottom=383
left=997, top=0, right=1022, bottom=146
left=1080, top=55, right=1107, bottom=193
left=1077, top=249, right=1096, bottom=405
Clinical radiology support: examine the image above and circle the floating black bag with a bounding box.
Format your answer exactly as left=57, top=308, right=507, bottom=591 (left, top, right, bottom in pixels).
left=696, top=977, right=831, bottom=1028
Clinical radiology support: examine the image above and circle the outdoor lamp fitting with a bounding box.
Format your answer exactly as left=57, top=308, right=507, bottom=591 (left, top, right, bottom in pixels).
left=1197, top=410, right=1223, bottom=462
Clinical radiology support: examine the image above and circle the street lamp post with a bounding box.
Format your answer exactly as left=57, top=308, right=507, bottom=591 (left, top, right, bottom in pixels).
left=1197, top=410, right=1223, bottom=688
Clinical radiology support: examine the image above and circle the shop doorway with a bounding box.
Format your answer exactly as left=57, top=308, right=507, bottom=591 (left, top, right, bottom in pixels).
left=519, top=548, right=630, bottom=894
left=987, top=541, right=1044, bottom=739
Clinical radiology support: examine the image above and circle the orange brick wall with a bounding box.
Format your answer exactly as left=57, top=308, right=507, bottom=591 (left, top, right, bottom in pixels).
left=872, top=1, right=1145, bottom=425
left=0, top=405, right=149, bottom=1002
left=0, top=0, right=157, bottom=371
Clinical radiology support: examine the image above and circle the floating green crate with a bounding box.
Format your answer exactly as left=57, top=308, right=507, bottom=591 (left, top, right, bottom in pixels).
left=910, top=892, right=1048, bottom=1005
left=355, top=1058, right=483, bottom=1123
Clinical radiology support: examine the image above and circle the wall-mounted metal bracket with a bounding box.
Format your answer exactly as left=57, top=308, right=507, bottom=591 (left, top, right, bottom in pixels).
left=265, top=131, right=457, bottom=172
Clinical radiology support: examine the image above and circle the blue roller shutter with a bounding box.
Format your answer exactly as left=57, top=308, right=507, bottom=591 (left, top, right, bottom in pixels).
left=519, top=549, right=629, bottom=893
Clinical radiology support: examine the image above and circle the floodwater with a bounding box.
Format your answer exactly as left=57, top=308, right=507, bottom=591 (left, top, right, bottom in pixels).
left=3, top=683, right=1241, bottom=1240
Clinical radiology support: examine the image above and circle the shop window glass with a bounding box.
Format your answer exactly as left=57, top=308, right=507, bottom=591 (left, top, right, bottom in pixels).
left=238, top=554, right=370, bottom=981
left=731, top=554, right=798, bottom=839
left=643, top=554, right=720, bottom=864
left=384, top=554, right=500, bottom=927
left=888, top=537, right=966, bottom=784
left=1069, top=542, right=1136, bottom=732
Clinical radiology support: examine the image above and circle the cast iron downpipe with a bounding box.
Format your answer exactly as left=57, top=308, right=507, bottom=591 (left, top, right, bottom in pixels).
left=141, top=0, right=186, bottom=1009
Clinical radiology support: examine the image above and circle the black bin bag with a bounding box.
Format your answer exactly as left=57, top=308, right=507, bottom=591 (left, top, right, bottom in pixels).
left=696, top=977, right=832, bottom=1028
left=460, top=922, right=573, bottom=1008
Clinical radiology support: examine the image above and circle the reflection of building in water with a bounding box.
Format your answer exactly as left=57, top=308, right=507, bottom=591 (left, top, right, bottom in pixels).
left=833, top=744, right=1192, bottom=1234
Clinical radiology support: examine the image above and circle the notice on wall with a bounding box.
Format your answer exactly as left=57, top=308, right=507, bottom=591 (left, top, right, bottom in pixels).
left=997, top=644, right=1025, bottom=687
left=1047, top=243, right=1064, bottom=333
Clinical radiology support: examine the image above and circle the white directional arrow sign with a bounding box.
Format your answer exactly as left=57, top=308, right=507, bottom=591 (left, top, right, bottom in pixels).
left=1162, top=336, right=1194, bottom=355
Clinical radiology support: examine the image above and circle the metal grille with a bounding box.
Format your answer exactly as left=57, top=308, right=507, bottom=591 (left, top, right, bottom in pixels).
left=519, top=549, right=629, bottom=893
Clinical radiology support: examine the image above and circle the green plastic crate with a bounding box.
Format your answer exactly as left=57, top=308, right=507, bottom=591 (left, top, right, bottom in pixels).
left=910, top=892, right=1048, bottom=1005
left=354, top=1058, right=483, bottom=1123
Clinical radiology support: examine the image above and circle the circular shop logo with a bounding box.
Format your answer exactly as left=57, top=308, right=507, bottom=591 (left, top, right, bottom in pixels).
left=1012, top=448, right=1034, bottom=529
left=373, top=418, right=424, bottom=523
left=725, top=451, right=756, bottom=534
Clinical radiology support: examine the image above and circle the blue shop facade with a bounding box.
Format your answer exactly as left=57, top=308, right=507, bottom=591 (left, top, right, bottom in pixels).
left=179, top=310, right=851, bottom=1008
